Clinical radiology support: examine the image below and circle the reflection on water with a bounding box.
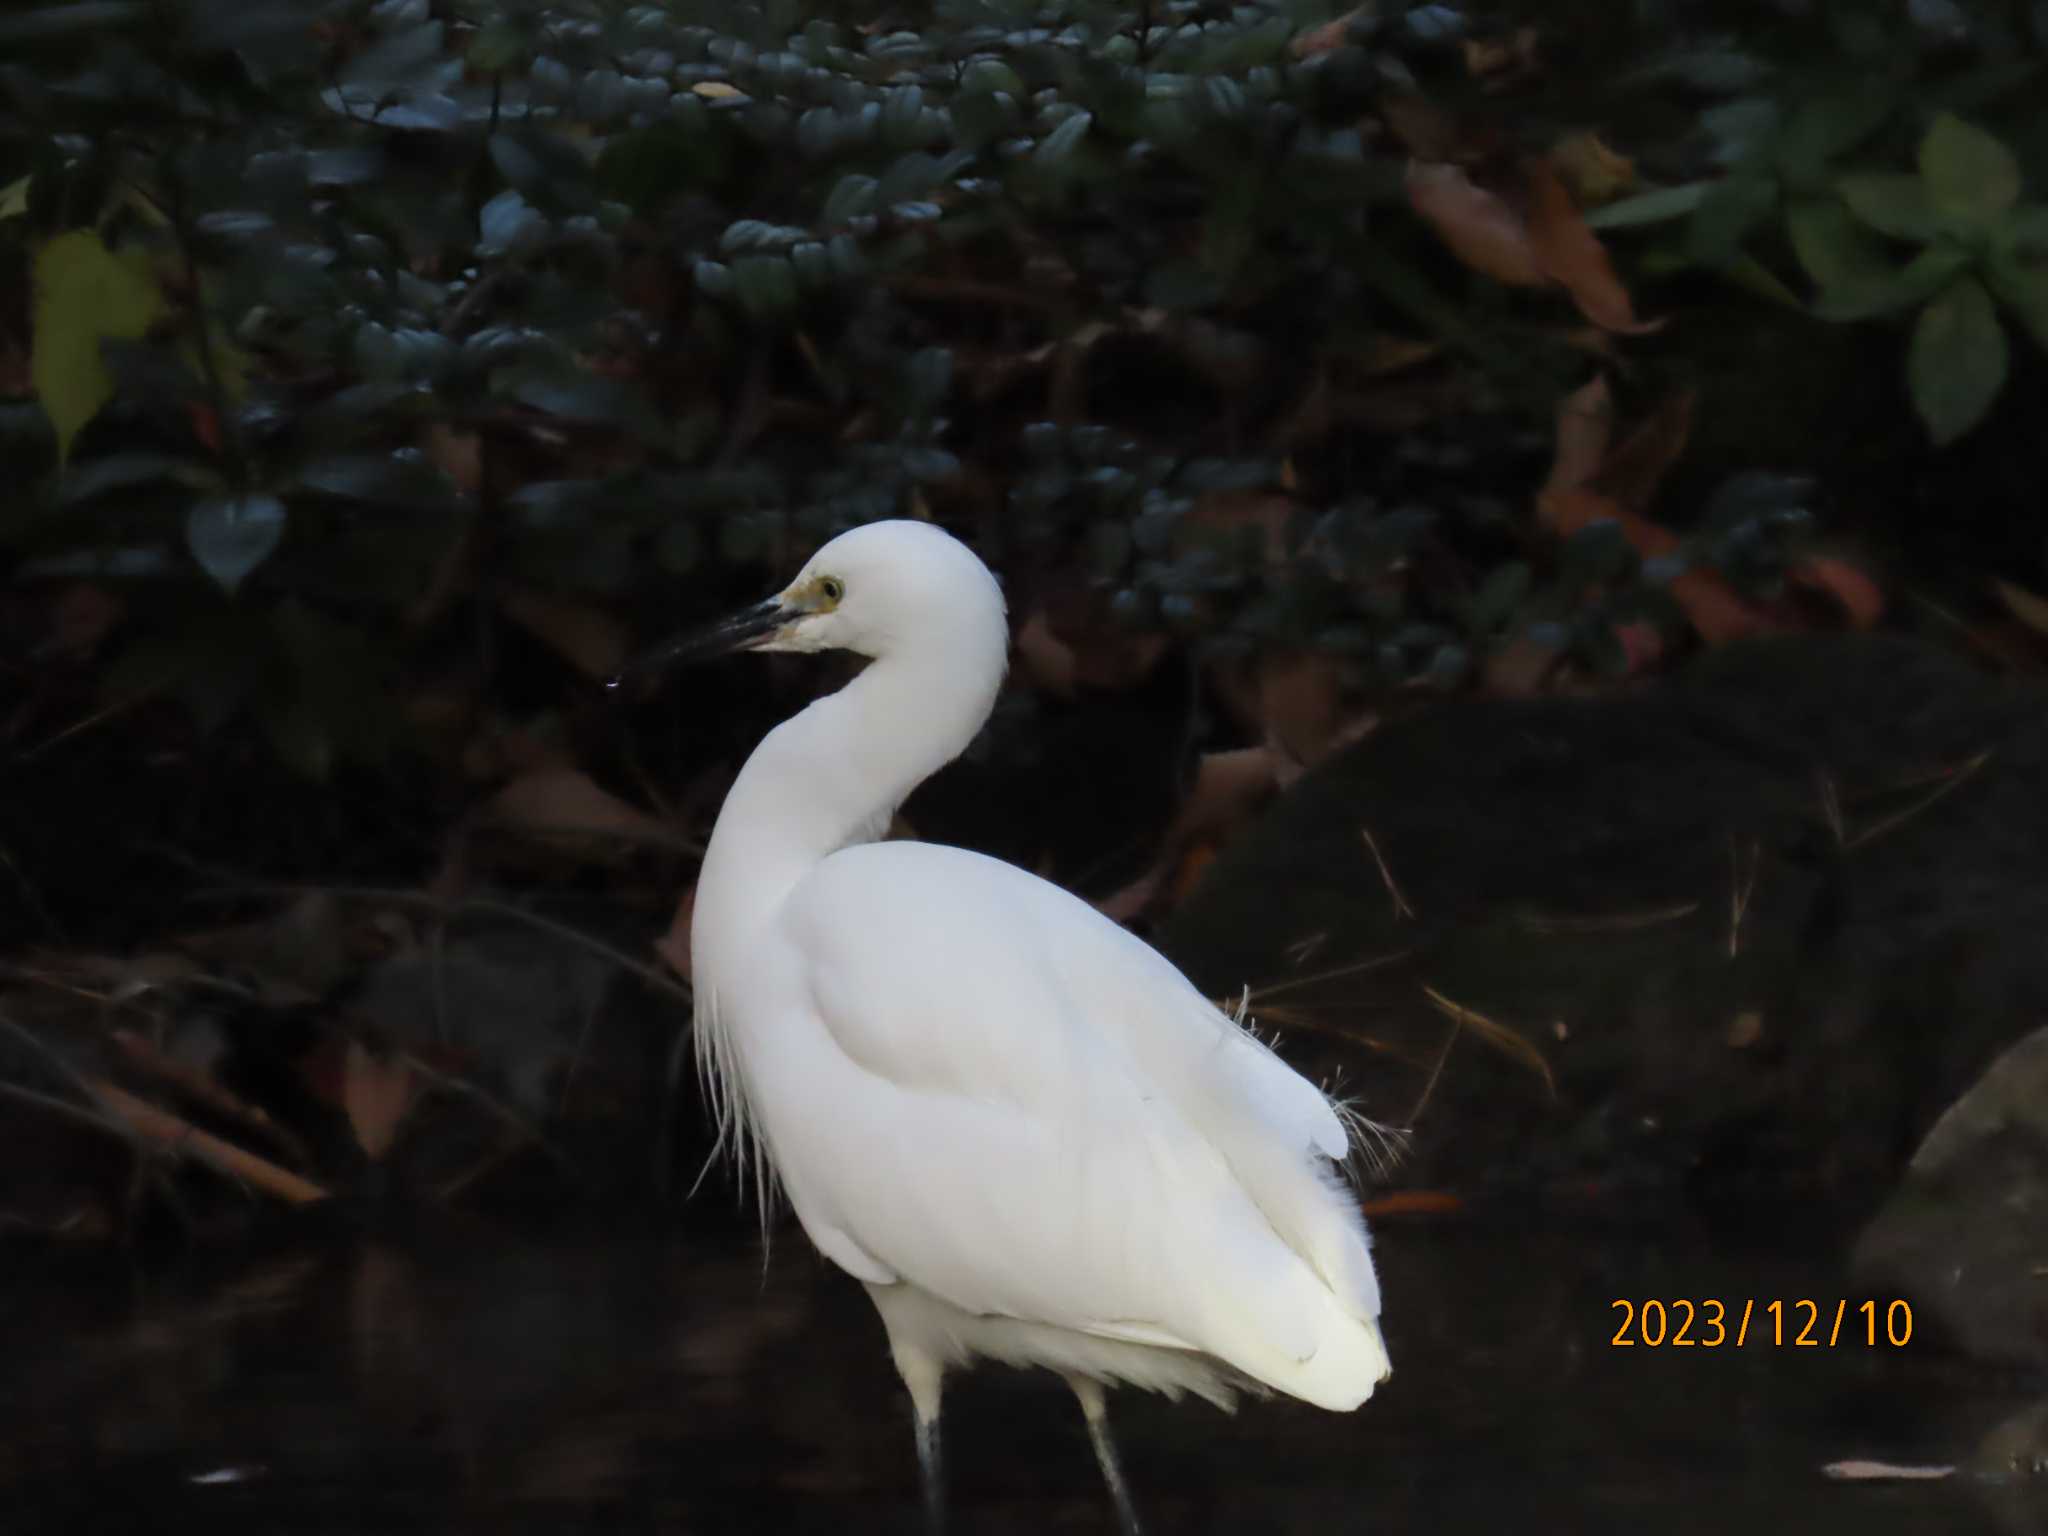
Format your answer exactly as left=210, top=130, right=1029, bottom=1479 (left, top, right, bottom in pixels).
left=1, top=1218, right=2039, bottom=1534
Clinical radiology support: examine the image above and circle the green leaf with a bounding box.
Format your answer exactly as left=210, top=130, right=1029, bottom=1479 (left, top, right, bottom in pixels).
left=1687, top=171, right=1777, bottom=266
left=1919, top=113, right=2022, bottom=230
left=1719, top=252, right=1805, bottom=310
left=477, top=189, right=547, bottom=255
left=1837, top=173, right=1941, bottom=242
left=1813, top=243, right=1972, bottom=320
left=1201, top=169, right=1259, bottom=280
left=596, top=123, right=725, bottom=214
left=0, top=2, right=146, bottom=43
left=31, top=230, right=169, bottom=466
left=505, top=370, right=663, bottom=438
left=960, top=59, right=1025, bottom=98
left=1987, top=205, right=2048, bottom=351
left=1776, top=86, right=1894, bottom=188
left=487, top=124, right=596, bottom=212
left=731, top=254, right=799, bottom=319
left=1582, top=182, right=1707, bottom=230
left=1908, top=276, right=2008, bottom=445
left=295, top=452, right=454, bottom=506
left=1031, top=110, right=1093, bottom=173
left=469, top=18, right=528, bottom=72
left=59, top=451, right=216, bottom=504
left=0, top=174, right=27, bottom=220
left=1786, top=197, right=1897, bottom=293
left=187, top=494, right=287, bottom=592
left=1468, top=561, right=1531, bottom=636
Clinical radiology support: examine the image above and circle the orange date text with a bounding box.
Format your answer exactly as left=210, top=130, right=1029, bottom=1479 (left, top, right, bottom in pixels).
left=1608, top=1298, right=1913, bottom=1348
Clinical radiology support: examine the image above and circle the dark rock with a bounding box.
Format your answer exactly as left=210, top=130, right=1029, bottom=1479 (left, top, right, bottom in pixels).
left=1854, top=1027, right=2048, bottom=1368
left=1157, top=636, right=2048, bottom=1210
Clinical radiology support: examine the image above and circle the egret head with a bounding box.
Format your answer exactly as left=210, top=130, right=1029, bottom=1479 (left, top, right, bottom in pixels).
left=612, top=520, right=1008, bottom=689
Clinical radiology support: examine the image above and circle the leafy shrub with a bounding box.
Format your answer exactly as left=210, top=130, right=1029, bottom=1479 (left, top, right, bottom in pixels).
left=0, top=0, right=2042, bottom=810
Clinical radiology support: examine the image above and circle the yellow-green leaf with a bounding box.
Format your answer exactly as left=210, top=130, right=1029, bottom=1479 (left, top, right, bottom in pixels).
left=1987, top=204, right=2048, bottom=352
left=31, top=229, right=170, bottom=465
left=1919, top=113, right=2022, bottom=230
left=1786, top=197, right=1895, bottom=293
left=1908, top=276, right=2008, bottom=446
left=1838, top=172, right=1940, bottom=242
left=0, top=174, right=28, bottom=220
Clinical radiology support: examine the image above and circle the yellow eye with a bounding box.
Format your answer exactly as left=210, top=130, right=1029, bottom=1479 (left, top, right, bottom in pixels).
left=819, top=576, right=844, bottom=603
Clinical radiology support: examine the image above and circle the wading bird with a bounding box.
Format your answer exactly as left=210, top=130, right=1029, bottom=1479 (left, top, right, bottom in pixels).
left=619, top=520, right=1390, bottom=1533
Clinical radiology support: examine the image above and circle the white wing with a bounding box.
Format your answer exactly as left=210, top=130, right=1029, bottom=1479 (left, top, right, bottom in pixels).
left=749, top=840, right=1387, bottom=1409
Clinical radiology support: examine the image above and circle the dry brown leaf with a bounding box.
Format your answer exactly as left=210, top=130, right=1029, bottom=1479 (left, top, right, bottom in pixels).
left=1549, top=132, right=1636, bottom=206
left=1726, top=1011, right=1764, bottom=1049
left=1361, top=1189, right=1465, bottom=1217
left=1483, top=630, right=1562, bottom=695
left=1790, top=558, right=1885, bottom=629
left=1095, top=748, right=1282, bottom=925
left=1259, top=649, right=1358, bottom=771
left=1992, top=577, right=2048, bottom=637
left=1380, top=95, right=1471, bottom=163
left=1095, top=864, right=1167, bottom=925
left=46, top=583, right=124, bottom=657
left=1352, top=333, right=1444, bottom=377
left=462, top=716, right=570, bottom=782
left=92, top=1079, right=329, bottom=1203
left=655, top=882, right=695, bottom=982
left=1178, top=746, right=1283, bottom=845
left=424, top=423, right=482, bottom=497
left=1524, top=159, right=1660, bottom=333
left=111, top=1027, right=310, bottom=1164
left=1597, top=389, right=1696, bottom=516
left=1538, top=374, right=1614, bottom=511
left=691, top=81, right=741, bottom=99
left=1820, top=1461, right=1955, bottom=1482
left=1013, top=608, right=1078, bottom=697
left=498, top=586, right=629, bottom=682
left=1290, top=6, right=1368, bottom=59
left=486, top=765, right=678, bottom=847
left=1406, top=162, right=1547, bottom=288
left=1461, top=27, right=1540, bottom=85
left=1037, top=587, right=1171, bottom=691
left=343, top=1040, right=419, bottom=1161
left=1543, top=487, right=1773, bottom=645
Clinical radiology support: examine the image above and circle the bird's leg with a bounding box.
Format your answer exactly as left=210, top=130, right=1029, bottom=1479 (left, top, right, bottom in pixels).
left=1065, top=1373, right=1144, bottom=1536
left=893, top=1344, right=948, bottom=1536
left=914, top=1403, right=945, bottom=1536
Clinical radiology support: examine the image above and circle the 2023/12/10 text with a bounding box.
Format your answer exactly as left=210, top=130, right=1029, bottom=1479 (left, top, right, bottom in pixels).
left=1610, top=1299, right=1914, bottom=1348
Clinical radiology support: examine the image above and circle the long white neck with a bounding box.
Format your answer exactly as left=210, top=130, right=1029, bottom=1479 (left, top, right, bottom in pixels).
left=692, top=641, right=1005, bottom=973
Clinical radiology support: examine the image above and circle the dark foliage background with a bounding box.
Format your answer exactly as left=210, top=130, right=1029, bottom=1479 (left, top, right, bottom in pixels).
left=1, top=0, right=2046, bottom=1229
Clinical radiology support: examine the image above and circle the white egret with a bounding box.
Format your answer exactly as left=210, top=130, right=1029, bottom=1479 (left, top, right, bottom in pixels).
left=621, top=520, right=1391, bottom=1533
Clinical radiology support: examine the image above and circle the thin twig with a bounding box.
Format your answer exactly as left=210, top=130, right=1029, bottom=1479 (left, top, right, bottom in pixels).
left=109, top=1027, right=313, bottom=1166
left=18, top=688, right=157, bottom=761
left=1844, top=750, right=1992, bottom=851
left=89, top=1079, right=329, bottom=1204
left=1728, top=838, right=1759, bottom=959
left=1359, top=824, right=1415, bottom=920
left=0, top=1080, right=133, bottom=1141
left=1406, top=1011, right=1461, bottom=1126
left=177, top=878, right=694, bottom=1007
left=0, top=1005, right=112, bottom=1117
left=397, top=1049, right=572, bottom=1172
left=1814, top=768, right=1844, bottom=846
left=1420, top=984, right=1556, bottom=1098
left=1518, top=901, right=1698, bottom=935
left=1247, top=948, right=1413, bottom=1003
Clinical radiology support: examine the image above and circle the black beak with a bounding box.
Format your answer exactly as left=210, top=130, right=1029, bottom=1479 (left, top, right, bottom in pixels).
left=606, top=597, right=791, bottom=694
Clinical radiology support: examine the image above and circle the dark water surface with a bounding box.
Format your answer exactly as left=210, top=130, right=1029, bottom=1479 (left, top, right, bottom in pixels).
left=3, top=1218, right=2039, bottom=1534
